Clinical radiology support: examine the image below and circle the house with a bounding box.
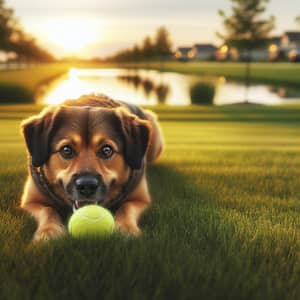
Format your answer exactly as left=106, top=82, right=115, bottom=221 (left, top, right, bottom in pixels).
left=216, top=45, right=268, bottom=61
left=268, top=32, right=300, bottom=60
left=268, top=36, right=282, bottom=60
left=246, top=48, right=269, bottom=61
left=174, top=47, right=192, bottom=61
left=216, top=45, right=239, bottom=61
left=188, top=44, right=217, bottom=60
left=281, top=31, right=300, bottom=54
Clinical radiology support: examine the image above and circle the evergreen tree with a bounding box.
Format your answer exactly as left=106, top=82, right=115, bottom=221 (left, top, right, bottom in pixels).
left=153, top=27, right=172, bottom=59
left=142, top=36, right=154, bottom=60
left=132, top=44, right=141, bottom=61
left=0, top=0, right=17, bottom=50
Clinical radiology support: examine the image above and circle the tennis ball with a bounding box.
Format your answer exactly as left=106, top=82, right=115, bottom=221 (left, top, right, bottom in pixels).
left=68, top=205, right=115, bottom=237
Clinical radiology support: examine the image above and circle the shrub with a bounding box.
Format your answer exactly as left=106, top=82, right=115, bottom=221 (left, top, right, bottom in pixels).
left=0, top=84, right=33, bottom=103
left=190, top=82, right=215, bottom=105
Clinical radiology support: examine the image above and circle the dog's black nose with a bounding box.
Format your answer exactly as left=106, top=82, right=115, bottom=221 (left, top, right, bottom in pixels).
left=75, top=175, right=99, bottom=198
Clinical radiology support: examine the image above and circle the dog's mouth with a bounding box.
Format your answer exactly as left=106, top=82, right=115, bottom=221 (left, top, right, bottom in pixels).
left=66, top=173, right=107, bottom=211
left=72, top=199, right=103, bottom=210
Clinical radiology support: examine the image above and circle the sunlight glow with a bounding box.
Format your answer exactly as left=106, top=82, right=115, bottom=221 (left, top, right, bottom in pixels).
left=37, top=17, right=105, bottom=55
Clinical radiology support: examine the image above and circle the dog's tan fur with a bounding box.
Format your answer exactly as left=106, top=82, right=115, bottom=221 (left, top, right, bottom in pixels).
left=20, top=95, right=163, bottom=241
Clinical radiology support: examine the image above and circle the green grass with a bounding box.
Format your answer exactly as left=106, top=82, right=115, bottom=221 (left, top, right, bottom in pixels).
left=0, top=104, right=300, bottom=299
left=114, top=61, right=300, bottom=86
left=0, top=64, right=69, bottom=103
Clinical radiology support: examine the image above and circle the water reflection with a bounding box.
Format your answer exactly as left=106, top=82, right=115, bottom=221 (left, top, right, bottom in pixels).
left=117, top=74, right=170, bottom=103
left=155, top=84, right=170, bottom=103
left=37, top=68, right=300, bottom=106
left=271, top=86, right=300, bottom=98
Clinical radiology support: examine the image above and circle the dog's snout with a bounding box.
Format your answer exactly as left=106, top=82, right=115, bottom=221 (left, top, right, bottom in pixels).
left=75, top=175, right=99, bottom=198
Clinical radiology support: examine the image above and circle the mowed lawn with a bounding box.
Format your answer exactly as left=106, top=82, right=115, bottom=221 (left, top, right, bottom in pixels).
left=0, top=104, right=300, bottom=300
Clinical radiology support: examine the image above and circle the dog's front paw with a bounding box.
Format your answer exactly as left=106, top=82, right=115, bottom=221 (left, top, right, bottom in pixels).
left=115, top=218, right=141, bottom=236
left=33, top=223, right=66, bottom=242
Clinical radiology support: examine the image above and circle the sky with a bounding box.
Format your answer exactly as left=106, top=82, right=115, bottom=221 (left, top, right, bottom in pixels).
left=6, top=0, right=300, bottom=58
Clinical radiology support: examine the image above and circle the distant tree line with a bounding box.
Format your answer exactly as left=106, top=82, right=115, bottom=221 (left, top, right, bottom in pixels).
left=0, top=0, right=54, bottom=63
left=107, top=27, right=172, bottom=62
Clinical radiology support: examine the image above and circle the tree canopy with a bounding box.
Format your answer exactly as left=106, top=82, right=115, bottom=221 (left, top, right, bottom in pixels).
left=154, top=27, right=172, bottom=58
left=0, top=0, right=16, bottom=50
left=0, top=0, right=54, bottom=62
left=108, top=27, right=172, bottom=62
left=218, top=0, right=275, bottom=51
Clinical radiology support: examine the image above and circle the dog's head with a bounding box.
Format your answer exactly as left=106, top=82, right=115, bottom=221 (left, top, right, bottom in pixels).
left=21, top=104, right=151, bottom=208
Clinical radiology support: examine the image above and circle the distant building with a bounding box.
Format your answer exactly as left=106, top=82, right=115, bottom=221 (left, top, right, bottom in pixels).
left=281, top=31, right=300, bottom=53
left=175, top=31, right=300, bottom=63
left=216, top=45, right=239, bottom=61
left=217, top=36, right=284, bottom=62
left=268, top=36, right=283, bottom=60
left=188, top=44, right=217, bottom=60
left=245, top=48, right=269, bottom=61
left=174, top=47, right=192, bottom=61
left=267, top=32, right=300, bottom=60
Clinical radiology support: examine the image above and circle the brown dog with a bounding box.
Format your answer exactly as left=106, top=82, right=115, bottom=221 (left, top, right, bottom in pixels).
left=20, top=94, right=163, bottom=241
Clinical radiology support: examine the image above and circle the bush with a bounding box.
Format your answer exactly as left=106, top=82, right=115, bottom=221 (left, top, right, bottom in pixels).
left=190, top=82, right=215, bottom=105
left=0, top=84, right=33, bottom=103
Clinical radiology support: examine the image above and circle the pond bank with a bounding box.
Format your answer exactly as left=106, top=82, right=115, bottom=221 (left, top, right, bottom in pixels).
left=0, top=64, right=69, bottom=103
left=109, top=61, right=300, bottom=87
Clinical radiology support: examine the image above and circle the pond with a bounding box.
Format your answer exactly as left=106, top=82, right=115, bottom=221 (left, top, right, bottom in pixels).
left=37, top=68, right=300, bottom=106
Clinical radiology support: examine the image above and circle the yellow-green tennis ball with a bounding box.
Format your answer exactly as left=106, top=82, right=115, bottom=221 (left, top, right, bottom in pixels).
left=68, top=205, right=115, bottom=237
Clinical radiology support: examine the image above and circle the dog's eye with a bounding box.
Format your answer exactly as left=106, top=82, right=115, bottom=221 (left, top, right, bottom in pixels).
left=98, top=145, right=114, bottom=159
left=60, top=145, right=76, bottom=159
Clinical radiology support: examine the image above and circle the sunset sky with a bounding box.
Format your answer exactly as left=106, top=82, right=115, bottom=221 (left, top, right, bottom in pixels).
left=6, top=0, right=300, bottom=58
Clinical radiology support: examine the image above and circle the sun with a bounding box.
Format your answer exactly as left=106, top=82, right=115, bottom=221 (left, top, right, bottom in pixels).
left=38, top=17, right=105, bottom=55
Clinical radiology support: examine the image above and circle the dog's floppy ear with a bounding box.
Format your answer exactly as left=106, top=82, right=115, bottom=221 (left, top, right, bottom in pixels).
left=115, top=107, right=152, bottom=169
left=21, top=107, right=60, bottom=167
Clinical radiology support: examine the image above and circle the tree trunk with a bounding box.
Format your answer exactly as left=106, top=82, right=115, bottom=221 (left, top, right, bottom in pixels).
left=159, top=55, right=163, bottom=71
left=244, top=49, right=252, bottom=103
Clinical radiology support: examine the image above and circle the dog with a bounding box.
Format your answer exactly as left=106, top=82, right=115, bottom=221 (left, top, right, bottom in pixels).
left=20, top=94, right=163, bottom=241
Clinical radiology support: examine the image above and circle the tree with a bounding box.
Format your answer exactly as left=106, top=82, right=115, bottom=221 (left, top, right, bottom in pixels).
left=218, top=0, right=275, bottom=102
left=142, top=36, right=154, bottom=60
left=107, top=27, right=173, bottom=63
left=0, top=0, right=54, bottom=64
left=132, top=44, right=141, bottom=61
left=0, top=0, right=17, bottom=51
left=153, top=26, right=172, bottom=59
left=296, top=16, right=300, bottom=26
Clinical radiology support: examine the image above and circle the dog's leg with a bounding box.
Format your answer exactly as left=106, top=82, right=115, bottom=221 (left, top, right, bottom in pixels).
left=115, top=177, right=150, bottom=235
left=21, top=178, right=66, bottom=242
left=115, top=200, right=149, bottom=235
left=23, top=201, right=66, bottom=242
